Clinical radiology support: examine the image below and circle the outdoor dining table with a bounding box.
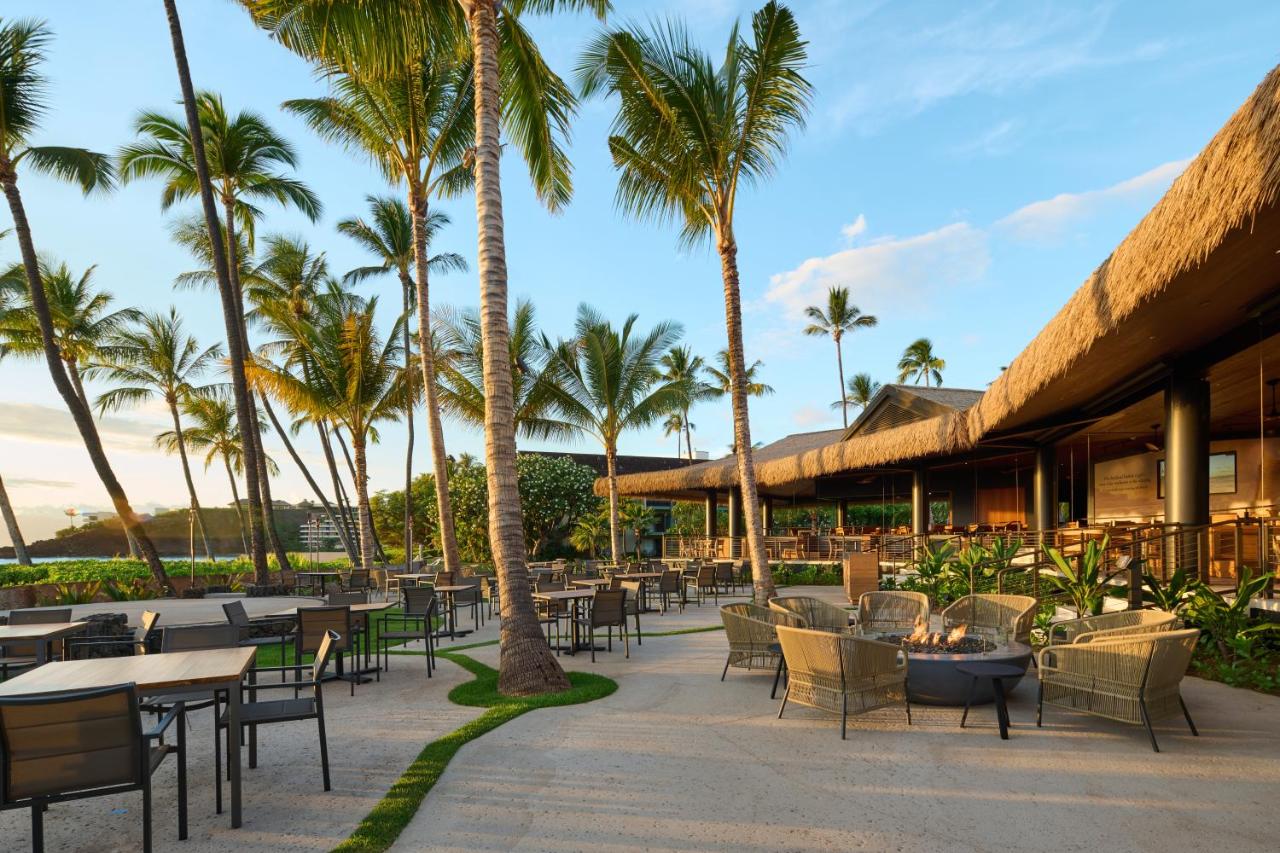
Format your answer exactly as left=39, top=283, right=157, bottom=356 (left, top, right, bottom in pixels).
left=294, top=569, right=344, bottom=593
left=268, top=601, right=394, bottom=677
left=532, top=588, right=599, bottom=655
left=0, top=621, right=88, bottom=666
left=0, top=647, right=257, bottom=827
left=612, top=572, right=663, bottom=612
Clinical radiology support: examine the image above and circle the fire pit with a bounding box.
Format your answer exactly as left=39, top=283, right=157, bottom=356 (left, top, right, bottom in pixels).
left=878, top=623, right=1032, bottom=706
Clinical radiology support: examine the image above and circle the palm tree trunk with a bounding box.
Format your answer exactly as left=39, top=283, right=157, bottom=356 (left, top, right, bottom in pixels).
left=716, top=228, right=775, bottom=604
left=0, top=154, right=171, bottom=590
left=605, top=443, right=623, bottom=561
left=317, top=421, right=360, bottom=564
left=835, top=336, right=847, bottom=429
left=223, top=455, right=250, bottom=556
left=162, top=0, right=269, bottom=580
left=68, top=358, right=140, bottom=557
left=250, top=412, right=291, bottom=582
left=684, top=408, right=694, bottom=461
left=168, top=401, right=215, bottom=561
left=466, top=0, right=568, bottom=694
left=260, top=396, right=354, bottom=563
left=350, top=433, right=375, bottom=568
left=0, top=473, right=31, bottom=566
left=400, top=273, right=415, bottom=570
left=330, top=425, right=388, bottom=562
left=409, top=187, right=463, bottom=574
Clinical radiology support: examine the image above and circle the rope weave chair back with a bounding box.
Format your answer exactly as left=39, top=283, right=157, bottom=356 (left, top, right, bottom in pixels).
left=1050, top=609, right=1177, bottom=645
left=161, top=623, right=239, bottom=653
left=941, top=594, right=1037, bottom=644
left=769, top=597, right=853, bottom=633
left=857, top=591, right=930, bottom=633
left=775, top=625, right=908, bottom=719
left=0, top=684, right=142, bottom=801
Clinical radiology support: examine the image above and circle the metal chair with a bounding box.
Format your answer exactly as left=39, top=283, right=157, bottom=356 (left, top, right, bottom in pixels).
left=617, top=579, right=643, bottom=646
left=378, top=588, right=437, bottom=676
left=222, top=601, right=295, bottom=680
left=576, top=590, right=629, bottom=662
left=653, top=569, right=685, bottom=613
left=217, top=630, right=339, bottom=797
left=683, top=564, right=718, bottom=606
left=297, top=606, right=356, bottom=696
left=0, top=683, right=186, bottom=852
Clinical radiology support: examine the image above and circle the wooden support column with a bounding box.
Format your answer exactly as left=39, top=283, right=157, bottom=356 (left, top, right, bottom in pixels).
left=1165, top=372, right=1210, bottom=578
left=911, top=468, right=928, bottom=535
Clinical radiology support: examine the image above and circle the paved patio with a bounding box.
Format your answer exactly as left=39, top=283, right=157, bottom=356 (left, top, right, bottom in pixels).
left=2, top=586, right=1278, bottom=852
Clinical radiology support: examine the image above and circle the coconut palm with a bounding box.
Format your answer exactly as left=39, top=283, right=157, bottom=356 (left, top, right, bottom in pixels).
left=0, top=259, right=27, bottom=565
left=662, top=411, right=686, bottom=458
left=160, top=394, right=260, bottom=556
left=249, top=295, right=406, bottom=568
left=339, top=196, right=467, bottom=570
left=706, top=349, right=774, bottom=400
left=0, top=20, right=167, bottom=585
left=121, top=69, right=319, bottom=580
left=282, top=54, right=474, bottom=579
left=434, top=298, right=573, bottom=442
left=897, top=338, right=945, bottom=386
left=92, top=308, right=222, bottom=561
left=0, top=260, right=140, bottom=410
left=243, top=0, right=609, bottom=697
left=659, top=346, right=716, bottom=460
left=578, top=2, right=809, bottom=603
left=831, top=372, right=880, bottom=415
left=803, top=286, right=877, bottom=428
left=544, top=305, right=683, bottom=561
left=569, top=509, right=609, bottom=559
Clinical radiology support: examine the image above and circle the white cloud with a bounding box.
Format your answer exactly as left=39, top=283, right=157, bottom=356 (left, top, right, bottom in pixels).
left=951, top=119, right=1022, bottom=157
left=792, top=405, right=835, bottom=429
left=0, top=402, right=165, bottom=453
left=841, top=214, right=868, bottom=243
left=996, top=158, right=1190, bottom=242
left=764, top=222, right=990, bottom=321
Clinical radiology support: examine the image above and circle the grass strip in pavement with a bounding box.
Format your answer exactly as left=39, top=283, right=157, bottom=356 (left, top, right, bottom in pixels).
left=332, top=650, right=616, bottom=853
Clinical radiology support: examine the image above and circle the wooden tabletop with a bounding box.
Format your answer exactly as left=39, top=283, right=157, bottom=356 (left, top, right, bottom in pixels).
left=613, top=572, right=662, bottom=579
left=569, top=578, right=611, bottom=587
left=433, top=584, right=477, bottom=593
left=0, top=622, right=88, bottom=642
left=268, top=601, right=395, bottom=617
left=295, top=570, right=343, bottom=577
left=0, top=647, right=257, bottom=696
left=394, top=573, right=438, bottom=580
left=533, top=589, right=596, bottom=601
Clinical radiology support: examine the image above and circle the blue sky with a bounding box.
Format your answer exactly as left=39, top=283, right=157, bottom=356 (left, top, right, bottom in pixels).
left=3, top=0, right=1279, bottom=543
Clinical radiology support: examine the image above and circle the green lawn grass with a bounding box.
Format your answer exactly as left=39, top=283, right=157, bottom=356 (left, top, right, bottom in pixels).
left=331, top=650, right=616, bottom=853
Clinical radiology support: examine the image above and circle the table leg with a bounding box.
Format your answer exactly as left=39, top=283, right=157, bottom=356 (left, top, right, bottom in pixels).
left=227, top=678, right=242, bottom=828
left=34, top=639, right=48, bottom=667
left=992, top=677, right=1010, bottom=740
left=960, top=676, right=976, bottom=728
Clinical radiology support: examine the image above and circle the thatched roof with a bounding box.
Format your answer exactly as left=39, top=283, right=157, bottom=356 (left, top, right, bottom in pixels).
left=606, top=63, right=1280, bottom=501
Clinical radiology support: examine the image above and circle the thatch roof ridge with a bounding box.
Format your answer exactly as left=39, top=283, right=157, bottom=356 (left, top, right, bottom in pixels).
left=968, top=64, right=1280, bottom=437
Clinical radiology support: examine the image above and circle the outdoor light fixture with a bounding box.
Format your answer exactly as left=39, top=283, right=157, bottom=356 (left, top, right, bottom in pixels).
left=1143, top=423, right=1161, bottom=453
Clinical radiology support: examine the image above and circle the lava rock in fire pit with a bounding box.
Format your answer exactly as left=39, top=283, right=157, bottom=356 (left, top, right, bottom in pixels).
left=890, top=631, right=996, bottom=655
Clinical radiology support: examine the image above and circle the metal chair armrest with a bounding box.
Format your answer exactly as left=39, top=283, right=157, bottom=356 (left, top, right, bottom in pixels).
left=143, top=701, right=184, bottom=739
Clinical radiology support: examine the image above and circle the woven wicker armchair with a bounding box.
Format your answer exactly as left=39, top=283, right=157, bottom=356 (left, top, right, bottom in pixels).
left=857, top=591, right=930, bottom=633
left=775, top=625, right=910, bottom=739
left=769, top=596, right=856, bottom=633
left=1048, top=609, right=1177, bottom=645
left=1037, top=628, right=1200, bottom=752
left=719, top=603, right=802, bottom=694
left=941, top=594, right=1037, bottom=644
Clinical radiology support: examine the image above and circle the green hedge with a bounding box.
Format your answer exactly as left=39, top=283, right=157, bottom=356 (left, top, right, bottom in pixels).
left=0, top=556, right=350, bottom=589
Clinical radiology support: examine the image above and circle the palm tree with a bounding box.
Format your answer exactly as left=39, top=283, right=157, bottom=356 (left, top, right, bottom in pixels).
left=544, top=306, right=683, bottom=561
left=282, top=52, right=474, bottom=580
left=249, top=295, right=406, bottom=568
left=832, top=372, right=880, bottom=416
left=162, top=394, right=260, bottom=556
left=434, top=298, right=574, bottom=442
left=0, top=260, right=28, bottom=566
left=0, top=21, right=169, bottom=586
left=569, top=509, right=608, bottom=559
left=578, top=1, right=810, bottom=603
left=897, top=338, right=946, bottom=386
left=803, top=286, right=877, bottom=428
left=243, top=0, right=609, bottom=697
left=121, top=75, right=319, bottom=580
left=0, top=260, right=140, bottom=410
left=706, top=349, right=775, bottom=400
left=339, top=196, right=467, bottom=570
left=659, top=346, right=715, bottom=460
left=93, top=308, right=222, bottom=561
left=662, top=411, right=686, bottom=458
left=619, top=499, right=654, bottom=561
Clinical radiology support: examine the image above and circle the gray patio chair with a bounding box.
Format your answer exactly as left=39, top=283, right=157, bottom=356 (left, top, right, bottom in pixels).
left=0, top=683, right=187, bottom=852
left=217, top=630, right=339, bottom=797
left=618, top=579, right=643, bottom=646
left=575, top=589, right=629, bottom=662
left=298, top=606, right=356, bottom=696
left=378, top=587, right=437, bottom=676
left=222, top=601, right=295, bottom=679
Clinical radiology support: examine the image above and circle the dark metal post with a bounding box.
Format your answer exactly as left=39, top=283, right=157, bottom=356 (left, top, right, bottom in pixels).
left=728, top=487, right=744, bottom=539
left=1033, top=445, right=1057, bottom=539
left=1165, top=373, right=1210, bottom=579
left=762, top=496, right=773, bottom=535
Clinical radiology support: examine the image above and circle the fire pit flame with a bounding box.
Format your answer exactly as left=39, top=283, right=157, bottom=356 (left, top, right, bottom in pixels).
left=895, top=620, right=992, bottom=654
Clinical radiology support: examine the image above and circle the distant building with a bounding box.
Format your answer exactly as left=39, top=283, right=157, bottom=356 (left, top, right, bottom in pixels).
left=298, top=514, right=354, bottom=551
